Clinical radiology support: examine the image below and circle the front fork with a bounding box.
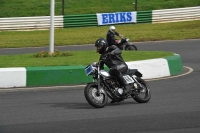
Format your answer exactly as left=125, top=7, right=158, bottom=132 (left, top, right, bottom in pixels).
left=132, top=76, right=143, bottom=88
left=96, top=66, right=101, bottom=96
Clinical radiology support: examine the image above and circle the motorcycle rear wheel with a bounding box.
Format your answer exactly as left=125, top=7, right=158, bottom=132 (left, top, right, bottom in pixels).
left=84, top=83, right=108, bottom=108
left=131, top=78, right=151, bottom=103
left=125, top=43, right=138, bottom=51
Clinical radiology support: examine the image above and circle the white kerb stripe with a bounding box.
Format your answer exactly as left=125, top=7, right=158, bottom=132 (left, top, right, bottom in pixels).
left=0, top=68, right=26, bottom=88
left=126, top=58, right=170, bottom=79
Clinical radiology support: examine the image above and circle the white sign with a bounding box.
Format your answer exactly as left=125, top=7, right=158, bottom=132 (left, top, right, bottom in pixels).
left=96, top=12, right=137, bottom=25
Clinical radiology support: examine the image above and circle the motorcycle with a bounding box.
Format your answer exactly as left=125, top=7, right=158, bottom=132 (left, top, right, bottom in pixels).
left=116, top=36, right=138, bottom=51
left=84, top=55, right=151, bottom=108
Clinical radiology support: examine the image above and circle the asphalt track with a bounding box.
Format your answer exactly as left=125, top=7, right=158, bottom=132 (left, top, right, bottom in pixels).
left=0, top=39, right=200, bottom=133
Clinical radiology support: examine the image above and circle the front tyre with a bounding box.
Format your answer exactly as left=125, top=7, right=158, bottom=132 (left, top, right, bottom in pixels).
left=131, top=78, right=151, bottom=103
left=84, top=83, right=108, bottom=108
left=125, top=43, right=138, bottom=51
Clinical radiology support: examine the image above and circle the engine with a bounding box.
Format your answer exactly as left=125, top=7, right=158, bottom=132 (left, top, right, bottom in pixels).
left=106, top=79, right=123, bottom=96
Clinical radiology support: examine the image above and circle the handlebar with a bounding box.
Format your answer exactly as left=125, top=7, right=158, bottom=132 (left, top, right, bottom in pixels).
left=119, top=35, right=124, bottom=39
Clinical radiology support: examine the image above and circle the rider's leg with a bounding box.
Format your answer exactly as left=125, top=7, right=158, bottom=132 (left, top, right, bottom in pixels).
left=110, top=66, right=131, bottom=95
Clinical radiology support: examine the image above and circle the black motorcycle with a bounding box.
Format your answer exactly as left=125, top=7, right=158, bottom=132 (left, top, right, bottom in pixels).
left=116, top=36, right=138, bottom=51
left=84, top=55, right=151, bottom=108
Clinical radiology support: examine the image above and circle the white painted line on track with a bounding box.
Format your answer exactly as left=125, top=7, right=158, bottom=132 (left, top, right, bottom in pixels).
left=0, top=84, right=86, bottom=92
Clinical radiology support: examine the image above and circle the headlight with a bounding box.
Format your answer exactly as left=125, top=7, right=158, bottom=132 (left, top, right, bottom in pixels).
left=92, top=62, right=98, bottom=66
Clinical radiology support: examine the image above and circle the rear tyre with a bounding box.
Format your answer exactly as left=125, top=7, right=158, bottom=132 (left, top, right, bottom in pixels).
left=84, top=83, right=108, bottom=108
left=125, top=43, right=138, bottom=51
left=131, top=78, right=151, bottom=103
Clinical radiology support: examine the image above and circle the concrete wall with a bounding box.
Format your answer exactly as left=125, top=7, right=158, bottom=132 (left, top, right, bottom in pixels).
left=0, top=54, right=183, bottom=88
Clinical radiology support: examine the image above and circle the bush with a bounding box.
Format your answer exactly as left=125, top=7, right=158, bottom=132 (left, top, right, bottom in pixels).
left=33, top=49, right=73, bottom=58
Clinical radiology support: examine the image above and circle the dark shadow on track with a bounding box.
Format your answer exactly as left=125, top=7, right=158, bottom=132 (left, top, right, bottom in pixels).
left=41, top=100, right=139, bottom=109
left=40, top=102, right=95, bottom=109
left=107, top=101, right=138, bottom=106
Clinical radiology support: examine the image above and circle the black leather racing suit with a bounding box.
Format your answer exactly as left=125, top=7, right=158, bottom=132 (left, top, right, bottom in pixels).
left=99, top=45, right=128, bottom=86
left=106, top=30, right=120, bottom=46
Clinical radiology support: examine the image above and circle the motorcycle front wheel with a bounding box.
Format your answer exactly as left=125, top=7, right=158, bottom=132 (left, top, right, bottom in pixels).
left=84, top=83, right=108, bottom=108
left=131, top=78, right=151, bottom=103
left=125, top=43, right=138, bottom=51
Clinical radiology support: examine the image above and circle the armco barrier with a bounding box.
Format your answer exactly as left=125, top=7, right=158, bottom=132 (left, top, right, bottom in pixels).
left=0, top=11, right=153, bottom=30
left=0, top=6, right=199, bottom=30
left=137, top=10, right=152, bottom=23
left=0, top=16, right=63, bottom=31
left=0, top=54, right=183, bottom=88
left=63, top=11, right=152, bottom=28
left=63, top=14, right=98, bottom=28
left=152, top=6, right=200, bottom=23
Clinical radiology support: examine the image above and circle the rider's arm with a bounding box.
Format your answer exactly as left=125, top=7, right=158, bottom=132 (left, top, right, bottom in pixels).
left=108, top=45, right=122, bottom=55
left=110, top=33, right=117, bottom=44
left=99, top=55, right=105, bottom=70
left=115, top=32, right=123, bottom=37
left=115, top=32, right=120, bottom=36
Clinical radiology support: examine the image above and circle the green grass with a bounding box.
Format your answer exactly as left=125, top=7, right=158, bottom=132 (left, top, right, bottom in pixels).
left=0, top=0, right=199, bottom=68
left=0, top=51, right=174, bottom=68
left=0, top=0, right=199, bottom=17
left=0, top=20, right=199, bottom=48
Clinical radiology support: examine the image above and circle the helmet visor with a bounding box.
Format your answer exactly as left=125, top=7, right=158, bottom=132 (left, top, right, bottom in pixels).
left=96, top=45, right=102, bottom=52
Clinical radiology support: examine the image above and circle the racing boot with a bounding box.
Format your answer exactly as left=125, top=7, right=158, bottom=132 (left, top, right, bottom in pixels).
left=117, top=75, right=131, bottom=95
left=123, top=84, right=131, bottom=95
left=110, top=100, right=116, bottom=104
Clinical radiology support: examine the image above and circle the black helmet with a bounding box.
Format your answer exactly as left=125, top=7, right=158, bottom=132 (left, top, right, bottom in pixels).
left=95, top=38, right=108, bottom=54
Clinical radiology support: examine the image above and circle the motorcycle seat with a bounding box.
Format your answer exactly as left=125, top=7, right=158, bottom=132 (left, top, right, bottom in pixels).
left=126, top=69, right=138, bottom=75
left=125, top=69, right=143, bottom=77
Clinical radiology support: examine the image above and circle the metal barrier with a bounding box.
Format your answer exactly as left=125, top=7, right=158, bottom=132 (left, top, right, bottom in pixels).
left=63, top=11, right=152, bottom=28
left=152, top=6, right=200, bottom=23
left=63, top=14, right=97, bottom=28
left=137, top=10, right=152, bottom=23
left=0, top=16, right=63, bottom=31
left=0, top=6, right=199, bottom=30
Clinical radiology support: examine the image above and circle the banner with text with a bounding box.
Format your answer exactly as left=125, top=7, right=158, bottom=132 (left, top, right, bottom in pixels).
left=96, top=12, right=137, bottom=25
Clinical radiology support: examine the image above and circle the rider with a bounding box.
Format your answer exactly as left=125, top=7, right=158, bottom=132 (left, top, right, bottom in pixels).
left=95, top=38, right=131, bottom=101
left=106, top=26, right=123, bottom=47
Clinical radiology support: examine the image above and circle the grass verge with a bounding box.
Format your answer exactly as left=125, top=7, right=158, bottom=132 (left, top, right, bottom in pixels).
left=0, top=20, right=200, bottom=48
left=0, top=51, right=174, bottom=68
left=0, top=0, right=199, bottom=17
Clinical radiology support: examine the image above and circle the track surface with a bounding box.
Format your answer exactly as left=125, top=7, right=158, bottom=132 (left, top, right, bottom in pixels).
left=0, top=39, right=200, bottom=133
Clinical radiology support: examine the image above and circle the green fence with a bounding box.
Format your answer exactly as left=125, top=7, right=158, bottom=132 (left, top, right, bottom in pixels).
left=137, top=10, right=152, bottom=23
left=63, top=14, right=97, bottom=28
left=63, top=11, right=152, bottom=28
